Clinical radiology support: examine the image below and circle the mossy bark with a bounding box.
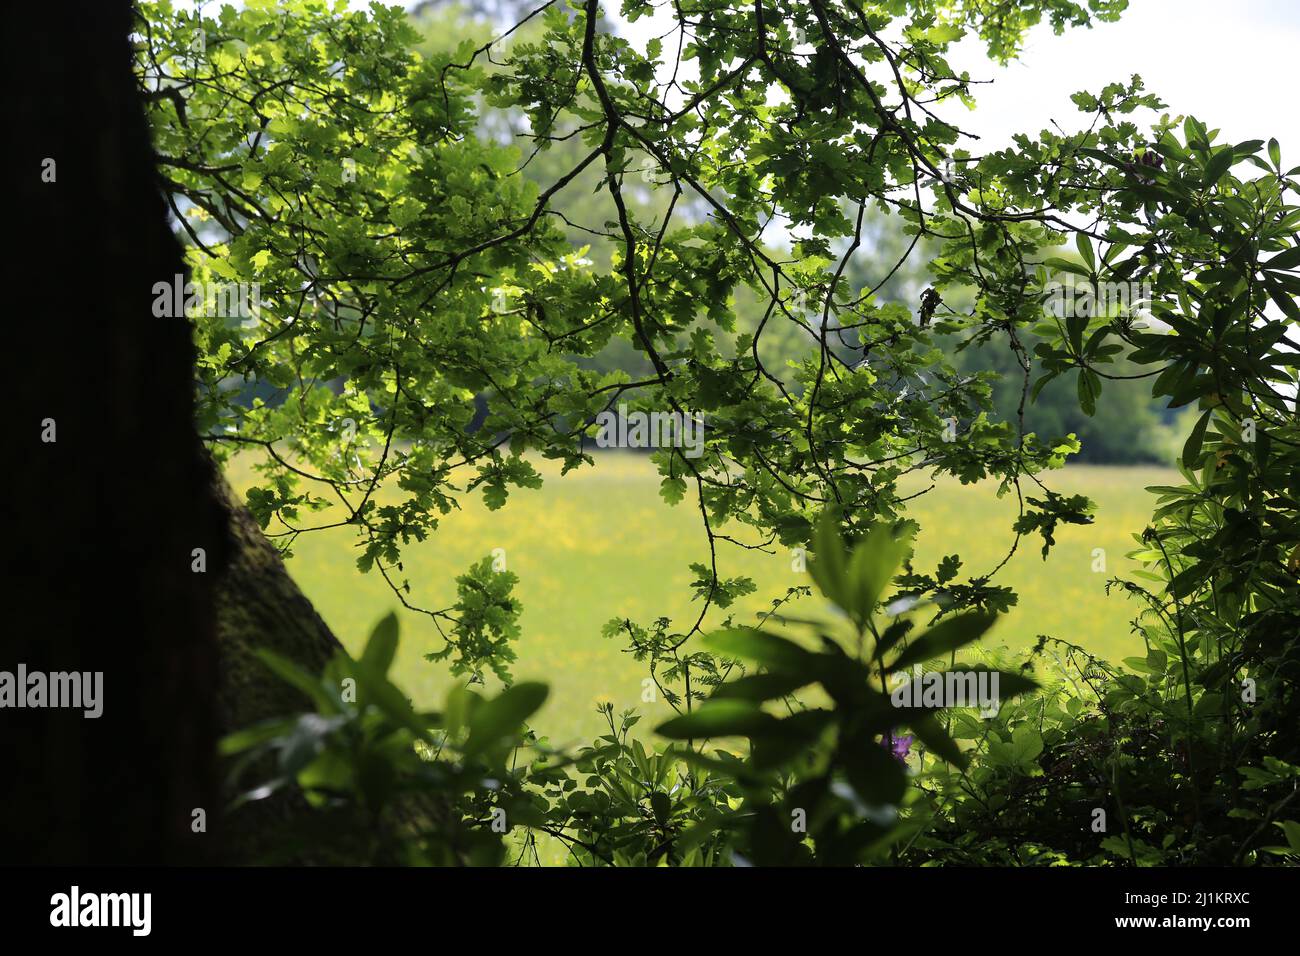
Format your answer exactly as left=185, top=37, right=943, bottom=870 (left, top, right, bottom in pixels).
left=209, top=472, right=350, bottom=863
left=212, top=467, right=455, bottom=864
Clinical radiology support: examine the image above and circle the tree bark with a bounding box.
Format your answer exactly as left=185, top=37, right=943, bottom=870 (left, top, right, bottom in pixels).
left=210, top=473, right=349, bottom=864
left=2, top=0, right=347, bottom=866
left=4, top=0, right=226, bottom=864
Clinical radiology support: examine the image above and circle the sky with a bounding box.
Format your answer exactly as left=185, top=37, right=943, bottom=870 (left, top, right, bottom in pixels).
left=937, top=0, right=1300, bottom=159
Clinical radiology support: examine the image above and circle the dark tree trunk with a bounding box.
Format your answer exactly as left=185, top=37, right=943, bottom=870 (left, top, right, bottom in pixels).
left=2, top=1, right=344, bottom=865
left=4, top=0, right=227, bottom=864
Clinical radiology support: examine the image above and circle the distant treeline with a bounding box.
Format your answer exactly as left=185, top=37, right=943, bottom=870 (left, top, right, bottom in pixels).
left=939, top=330, right=1180, bottom=465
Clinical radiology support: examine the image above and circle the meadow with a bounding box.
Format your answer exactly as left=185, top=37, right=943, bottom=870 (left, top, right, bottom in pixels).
left=224, top=454, right=1174, bottom=748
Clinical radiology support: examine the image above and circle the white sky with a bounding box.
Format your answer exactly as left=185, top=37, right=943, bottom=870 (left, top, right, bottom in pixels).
left=938, top=0, right=1300, bottom=158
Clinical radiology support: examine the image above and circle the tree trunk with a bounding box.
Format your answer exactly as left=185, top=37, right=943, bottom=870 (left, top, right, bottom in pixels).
left=3, top=0, right=346, bottom=866
left=5, top=0, right=226, bottom=864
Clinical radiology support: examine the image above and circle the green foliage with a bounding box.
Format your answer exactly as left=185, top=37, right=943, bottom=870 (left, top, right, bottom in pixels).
left=647, top=512, right=1038, bottom=864
left=137, top=0, right=1085, bottom=638
left=139, top=0, right=1299, bottom=865
left=908, top=119, right=1300, bottom=865
left=222, top=613, right=550, bottom=865
left=424, top=556, right=523, bottom=684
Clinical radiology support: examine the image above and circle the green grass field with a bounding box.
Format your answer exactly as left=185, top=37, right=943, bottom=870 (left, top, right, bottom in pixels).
left=223, top=455, right=1173, bottom=747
